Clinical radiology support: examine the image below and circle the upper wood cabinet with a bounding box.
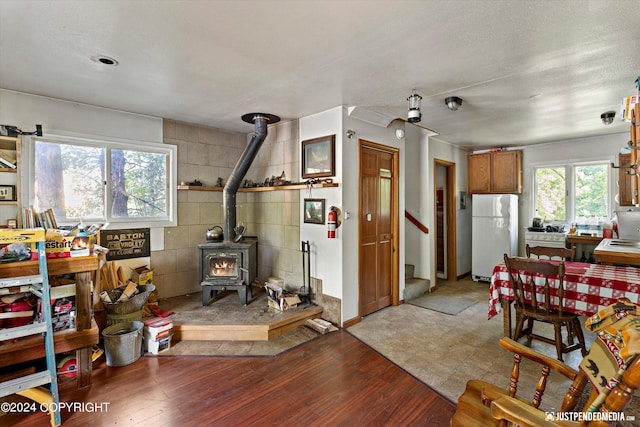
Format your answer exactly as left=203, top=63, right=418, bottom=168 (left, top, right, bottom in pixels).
left=631, top=102, right=639, bottom=205
left=618, top=152, right=635, bottom=206
left=468, top=149, right=522, bottom=194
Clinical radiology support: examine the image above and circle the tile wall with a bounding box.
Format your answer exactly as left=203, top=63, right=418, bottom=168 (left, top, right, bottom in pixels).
left=155, top=119, right=305, bottom=299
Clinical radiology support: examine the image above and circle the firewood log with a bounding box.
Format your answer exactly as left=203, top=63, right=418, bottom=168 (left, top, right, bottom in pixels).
left=117, top=266, right=125, bottom=285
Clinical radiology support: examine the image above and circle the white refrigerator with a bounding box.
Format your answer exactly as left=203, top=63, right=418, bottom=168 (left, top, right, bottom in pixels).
left=471, top=194, right=518, bottom=281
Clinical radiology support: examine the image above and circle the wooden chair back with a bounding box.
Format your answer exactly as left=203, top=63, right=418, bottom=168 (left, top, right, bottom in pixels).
left=451, top=336, right=640, bottom=426
left=504, top=254, right=566, bottom=316
left=525, top=243, right=576, bottom=261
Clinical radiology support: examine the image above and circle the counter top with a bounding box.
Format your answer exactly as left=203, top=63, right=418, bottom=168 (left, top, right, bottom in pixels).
left=594, top=239, right=640, bottom=267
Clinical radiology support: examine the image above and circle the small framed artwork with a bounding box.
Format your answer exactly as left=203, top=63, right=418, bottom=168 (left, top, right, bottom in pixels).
left=302, top=135, right=335, bottom=179
left=303, top=198, right=325, bottom=224
left=6, top=219, right=17, bottom=229
left=0, top=185, right=16, bottom=201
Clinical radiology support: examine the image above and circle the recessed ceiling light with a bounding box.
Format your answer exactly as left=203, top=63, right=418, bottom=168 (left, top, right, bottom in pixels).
left=445, top=96, right=463, bottom=111
left=92, top=55, right=119, bottom=66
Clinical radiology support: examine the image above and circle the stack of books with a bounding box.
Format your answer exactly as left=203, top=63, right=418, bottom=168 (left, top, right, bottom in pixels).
left=21, top=207, right=58, bottom=229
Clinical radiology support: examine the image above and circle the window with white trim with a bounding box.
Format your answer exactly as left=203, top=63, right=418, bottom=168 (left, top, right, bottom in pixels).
left=534, top=161, right=609, bottom=223
left=27, top=134, right=177, bottom=228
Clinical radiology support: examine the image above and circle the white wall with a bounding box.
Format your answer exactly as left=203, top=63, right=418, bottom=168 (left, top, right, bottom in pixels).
left=299, top=107, right=344, bottom=304
left=404, top=129, right=471, bottom=288
left=404, top=124, right=433, bottom=282
left=299, top=107, right=406, bottom=324
left=427, top=136, right=471, bottom=285
left=0, top=89, right=165, bottom=251
left=0, top=89, right=162, bottom=143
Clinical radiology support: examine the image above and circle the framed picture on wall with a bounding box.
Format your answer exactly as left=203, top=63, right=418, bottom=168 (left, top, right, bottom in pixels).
left=303, top=198, right=325, bottom=224
left=302, top=135, right=335, bottom=179
left=0, top=185, right=16, bottom=201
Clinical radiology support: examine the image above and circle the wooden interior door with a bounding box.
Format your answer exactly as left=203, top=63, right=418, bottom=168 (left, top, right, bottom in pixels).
left=359, top=144, right=395, bottom=317
left=436, top=188, right=445, bottom=275
left=434, top=159, right=457, bottom=284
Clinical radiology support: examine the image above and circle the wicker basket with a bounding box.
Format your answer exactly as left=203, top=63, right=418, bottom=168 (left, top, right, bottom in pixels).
left=103, top=284, right=156, bottom=315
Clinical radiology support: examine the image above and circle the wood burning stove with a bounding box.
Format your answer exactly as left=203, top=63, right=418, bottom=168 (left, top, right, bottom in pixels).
left=198, top=238, right=257, bottom=306
left=197, top=113, right=278, bottom=306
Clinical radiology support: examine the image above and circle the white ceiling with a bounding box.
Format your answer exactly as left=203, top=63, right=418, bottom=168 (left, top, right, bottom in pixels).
left=1, top=0, right=639, bottom=149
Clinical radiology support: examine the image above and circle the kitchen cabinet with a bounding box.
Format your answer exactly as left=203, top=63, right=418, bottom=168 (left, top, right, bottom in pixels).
left=468, top=150, right=522, bottom=194
left=631, top=101, right=639, bottom=205
left=0, top=136, right=20, bottom=227
left=618, top=153, right=635, bottom=206
left=617, top=89, right=639, bottom=206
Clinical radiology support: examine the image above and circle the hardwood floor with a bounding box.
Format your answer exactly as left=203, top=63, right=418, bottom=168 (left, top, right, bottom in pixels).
left=3, top=330, right=455, bottom=426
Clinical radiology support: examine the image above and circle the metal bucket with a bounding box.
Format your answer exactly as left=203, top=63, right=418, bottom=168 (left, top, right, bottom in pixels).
left=102, top=321, right=144, bottom=367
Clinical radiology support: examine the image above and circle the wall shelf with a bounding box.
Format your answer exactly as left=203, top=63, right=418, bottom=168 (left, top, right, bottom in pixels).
left=178, top=182, right=339, bottom=192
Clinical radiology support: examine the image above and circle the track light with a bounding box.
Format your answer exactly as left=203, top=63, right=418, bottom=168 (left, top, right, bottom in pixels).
left=407, top=90, right=422, bottom=123
left=445, top=96, right=463, bottom=111
left=601, top=111, right=615, bottom=125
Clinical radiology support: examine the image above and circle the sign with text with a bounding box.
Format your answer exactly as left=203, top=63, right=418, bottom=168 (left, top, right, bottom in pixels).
left=99, top=228, right=150, bottom=261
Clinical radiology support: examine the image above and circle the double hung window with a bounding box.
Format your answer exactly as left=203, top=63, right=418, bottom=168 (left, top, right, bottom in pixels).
left=534, top=162, right=609, bottom=222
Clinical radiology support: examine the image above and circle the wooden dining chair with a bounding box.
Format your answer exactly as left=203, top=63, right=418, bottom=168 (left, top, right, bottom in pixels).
left=451, top=336, right=640, bottom=427
left=525, top=243, right=576, bottom=261
left=503, top=254, right=587, bottom=362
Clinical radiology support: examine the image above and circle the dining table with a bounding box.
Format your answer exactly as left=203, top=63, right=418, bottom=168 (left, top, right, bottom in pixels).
left=488, top=260, right=640, bottom=338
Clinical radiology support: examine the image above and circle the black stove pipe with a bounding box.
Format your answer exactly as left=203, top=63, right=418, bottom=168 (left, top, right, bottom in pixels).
left=223, top=113, right=280, bottom=242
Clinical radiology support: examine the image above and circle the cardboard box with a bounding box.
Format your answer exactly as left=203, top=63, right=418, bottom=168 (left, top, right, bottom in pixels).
left=31, top=235, right=72, bottom=259
left=131, top=266, right=153, bottom=285
left=70, top=233, right=94, bottom=257
left=621, top=95, right=638, bottom=122
left=51, top=297, right=75, bottom=331
left=30, top=233, right=94, bottom=260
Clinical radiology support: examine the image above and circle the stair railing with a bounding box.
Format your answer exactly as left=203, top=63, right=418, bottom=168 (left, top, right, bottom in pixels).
left=405, top=211, right=429, bottom=234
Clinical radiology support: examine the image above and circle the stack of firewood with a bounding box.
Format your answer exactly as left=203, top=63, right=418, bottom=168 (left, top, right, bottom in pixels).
left=97, top=261, right=158, bottom=316
left=99, top=261, right=126, bottom=292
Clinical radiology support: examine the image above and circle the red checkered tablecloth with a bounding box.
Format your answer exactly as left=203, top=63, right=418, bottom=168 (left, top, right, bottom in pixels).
left=488, top=261, right=640, bottom=319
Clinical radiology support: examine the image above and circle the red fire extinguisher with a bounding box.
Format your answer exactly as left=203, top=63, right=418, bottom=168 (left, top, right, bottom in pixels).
left=327, top=207, right=337, bottom=239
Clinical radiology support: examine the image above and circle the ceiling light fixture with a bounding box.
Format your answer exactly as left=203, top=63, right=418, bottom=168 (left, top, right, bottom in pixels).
left=92, top=55, right=119, bottom=66
left=601, top=111, right=615, bottom=125
left=445, top=96, right=463, bottom=111
left=407, top=90, right=422, bottom=123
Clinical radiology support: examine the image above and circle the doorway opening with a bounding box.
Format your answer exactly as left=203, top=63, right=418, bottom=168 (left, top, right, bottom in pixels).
left=434, top=159, right=456, bottom=285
